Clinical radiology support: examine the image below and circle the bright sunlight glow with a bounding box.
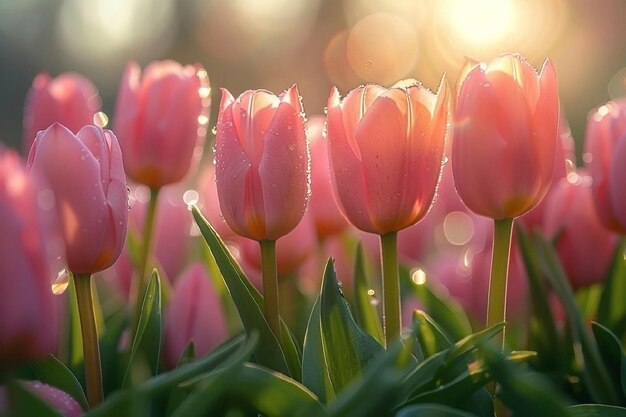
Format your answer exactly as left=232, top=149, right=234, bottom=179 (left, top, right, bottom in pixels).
left=446, top=0, right=515, bottom=46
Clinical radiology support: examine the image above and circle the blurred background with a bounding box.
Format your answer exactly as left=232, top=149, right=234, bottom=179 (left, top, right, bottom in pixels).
left=1, top=0, right=626, bottom=160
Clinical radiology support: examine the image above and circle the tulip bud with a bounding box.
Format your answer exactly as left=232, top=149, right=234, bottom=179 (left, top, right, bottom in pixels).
left=214, top=85, right=309, bottom=241
left=452, top=54, right=559, bottom=220
left=27, top=123, right=128, bottom=274
left=113, top=60, right=210, bottom=188
left=23, top=72, right=101, bottom=154
left=163, top=263, right=227, bottom=369
left=584, top=99, right=626, bottom=233
left=326, top=78, right=448, bottom=235
left=0, top=149, right=59, bottom=364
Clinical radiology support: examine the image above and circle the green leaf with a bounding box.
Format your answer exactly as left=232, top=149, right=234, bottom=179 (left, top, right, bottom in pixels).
left=223, top=363, right=329, bottom=417
left=302, top=295, right=335, bottom=404
left=598, top=238, right=626, bottom=339
left=320, top=258, right=384, bottom=393
left=569, top=404, right=626, bottom=416
left=29, top=354, right=89, bottom=411
left=192, top=206, right=296, bottom=377
left=395, top=403, right=479, bottom=417
left=164, top=343, right=197, bottom=416
left=353, top=243, right=384, bottom=344
left=412, top=310, right=453, bottom=359
left=592, top=322, right=626, bottom=402
left=534, top=235, right=618, bottom=404
left=403, top=266, right=472, bottom=342
left=123, top=269, right=162, bottom=388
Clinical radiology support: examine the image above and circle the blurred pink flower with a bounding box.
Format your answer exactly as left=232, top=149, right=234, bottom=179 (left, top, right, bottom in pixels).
left=326, top=79, right=448, bottom=234
left=113, top=60, right=210, bottom=188
left=452, top=54, right=559, bottom=219
left=0, top=148, right=59, bottom=364
left=0, top=380, right=83, bottom=417
left=23, top=72, right=100, bottom=154
left=197, top=162, right=237, bottom=241
left=27, top=124, right=128, bottom=274
left=214, top=85, right=309, bottom=241
left=163, top=263, right=228, bottom=369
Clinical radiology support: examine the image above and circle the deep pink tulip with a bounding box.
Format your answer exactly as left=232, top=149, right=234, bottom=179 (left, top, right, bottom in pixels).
left=163, top=263, right=228, bottom=369
left=584, top=99, right=626, bottom=233
left=113, top=60, right=210, bottom=188
left=23, top=72, right=100, bottom=154
left=27, top=123, right=128, bottom=274
left=0, top=149, right=59, bottom=364
left=452, top=54, right=559, bottom=220
left=543, top=175, right=617, bottom=289
left=307, top=115, right=348, bottom=239
left=326, top=79, right=448, bottom=234
left=214, top=85, right=309, bottom=241
left=0, top=380, right=83, bottom=417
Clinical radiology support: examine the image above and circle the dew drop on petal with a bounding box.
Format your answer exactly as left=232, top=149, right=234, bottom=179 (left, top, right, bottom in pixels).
left=52, top=269, right=70, bottom=295
left=183, top=189, right=200, bottom=207
left=93, top=112, right=109, bottom=128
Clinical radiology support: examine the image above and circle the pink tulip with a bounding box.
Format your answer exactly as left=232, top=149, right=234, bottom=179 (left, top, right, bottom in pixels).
left=113, top=60, right=210, bottom=188
left=307, top=115, right=349, bottom=239
left=0, top=380, right=83, bottom=417
left=543, top=174, right=617, bottom=289
left=214, top=85, right=309, bottom=241
left=197, top=163, right=237, bottom=241
left=584, top=99, right=626, bottom=233
left=0, top=149, right=59, bottom=364
left=452, top=54, right=559, bottom=219
left=23, top=72, right=100, bottom=154
left=163, top=263, right=228, bottom=369
left=326, top=79, right=448, bottom=235
left=27, top=123, right=128, bottom=274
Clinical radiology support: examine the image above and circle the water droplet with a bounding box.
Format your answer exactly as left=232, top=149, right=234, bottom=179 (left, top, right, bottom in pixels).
left=183, top=189, right=200, bottom=206
left=52, top=269, right=70, bottom=295
left=197, top=115, right=209, bottom=126
left=198, top=86, right=211, bottom=98
left=93, top=112, right=109, bottom=127
left=411, top=269, right=427, bottom=285
left=288, top=144, right=295, bottom=151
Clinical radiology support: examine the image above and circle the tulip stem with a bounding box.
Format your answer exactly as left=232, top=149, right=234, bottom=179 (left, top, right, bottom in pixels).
left=487, top=217, right=514, bottom=351
left=260, top=239, right=281, bottom=340
left=380, top=231, right=400, bottom=347
left=133, top=186, right=160, bottom=334
left=73, top=273, right=103, bottom=408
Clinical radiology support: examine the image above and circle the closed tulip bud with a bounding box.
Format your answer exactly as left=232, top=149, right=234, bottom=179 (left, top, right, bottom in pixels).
left=113, top=60, right=210, bottom=188
left=326, top=78, right=448, bottom=235
left=23, top=72, right=101, bottom=154
left=452, top=54, right=559, bottom=219
left=163, top=263, right=227, bottom=369
left=584, top=99, right=626, bottom=233
left=214, top=85, right=309, bottom=241
left=544, top=174, right=617, bottom=289
left=27, top=123, right=128, bottom=274
left=0, top=149, right=59, bottom=364
left=0, top=381, right=83, bottom=417
left=307, top=115, right=348, bottom=239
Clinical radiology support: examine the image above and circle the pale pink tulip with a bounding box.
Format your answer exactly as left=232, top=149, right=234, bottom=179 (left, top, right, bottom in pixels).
left=326, top=79, right=448, bottom=234
left=113, top=61, right=210, bottom=188
left=163, top=263, right=228, bottom=369
left=452, top=54, right=559, bottom=219
left=544, top=174, right=617, bottom=288
left=584, top=99, right=626, bottom=233
left=214, top=85, right=309, bottom=241
left=197, top=163, right=237, bottom=241
left=307, top=115, right=348, bottom=239
left=27, top=123, right=128, bottom=274
left=23, top=72, right=100, bottom=154
left=0, top=149, right=59, bottom=363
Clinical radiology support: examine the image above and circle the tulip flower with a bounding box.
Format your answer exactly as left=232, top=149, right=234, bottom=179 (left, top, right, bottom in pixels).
left=23, top=72, right=100, bottom=154
left=197, top=163, right=238, bottom=241
left=214, top=85, right=309, bottom=338
left=27, top=123, right=129, bottom=407
left=452, top=54, right=559, bottom=350
left=0, top=380, right=83, bottom=417
left=0, top=149, right=59, bottom=365
left=326, top=78, right=449, bottom=344
left=544, top=174, right=617, bottom=289
left=307, top=115, right=348, bottom=240
left=163, top=263, right=227, bottom=369
left=584, top=99, right=626, bottom=233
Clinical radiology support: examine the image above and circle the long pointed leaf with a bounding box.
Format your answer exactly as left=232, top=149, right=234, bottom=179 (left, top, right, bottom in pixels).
left=396, top=404, right=479, bottom=417
left=353, top=244, right=384, bottom=343
left=302, top=295, right=335, bottom=404
left=598, top=238, right=626, bottom=339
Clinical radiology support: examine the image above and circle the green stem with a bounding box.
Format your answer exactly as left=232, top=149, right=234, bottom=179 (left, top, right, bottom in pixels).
left=380, top=232, right=400, bottom=347
left=260, top=239, right=281, bottom=339
left=133, top=187, right=160, bottom=333
left=73, top=273, right=103, bottom=408
left=487, top=218, right=515, bottom=351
